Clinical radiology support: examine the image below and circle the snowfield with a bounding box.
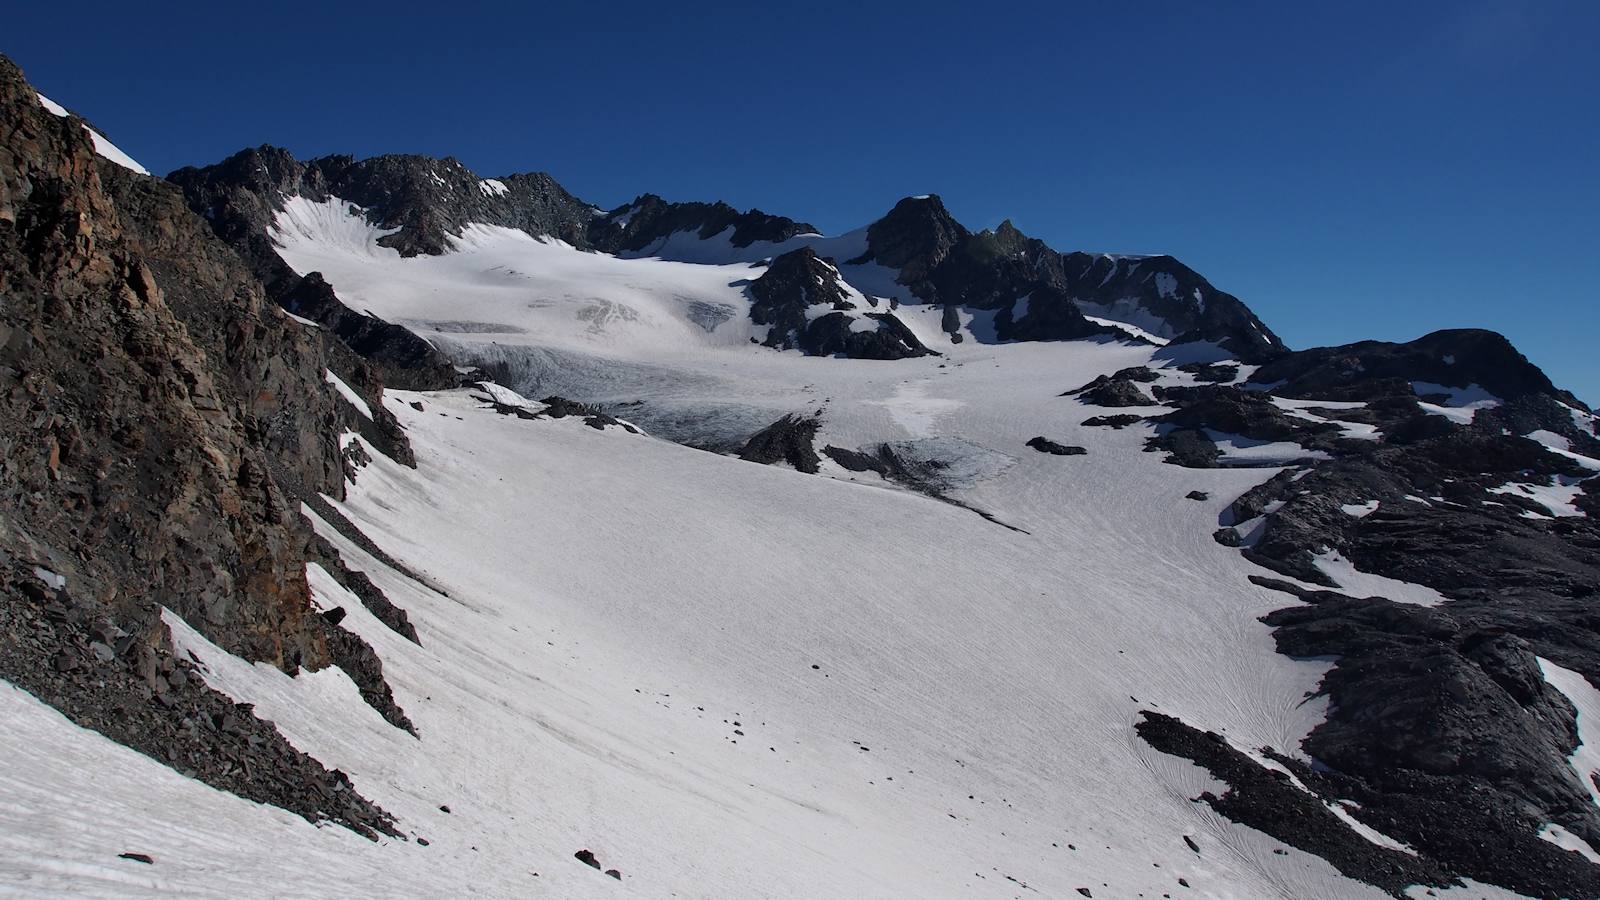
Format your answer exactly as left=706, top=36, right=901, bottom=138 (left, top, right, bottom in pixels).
left=0, top=203, right=1556, bottom=898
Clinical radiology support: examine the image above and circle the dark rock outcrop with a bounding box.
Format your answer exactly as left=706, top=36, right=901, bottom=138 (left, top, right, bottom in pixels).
left=821, top=445, right=891, bottom=475
left=852, top=200, right=1283, bottom=360
left=1066, top=374, right=1155, bottom=407
left=749, top=248, right=932, bottom=360
left=1237, top=578, right=1600, bottom=899
left=477, top=391, right=639, bottom=434
left=1081, top=414, right=1145, bottom=429
left=1131, top=295, right=1600, bottom=897
left=1177, top=362, right=1239, bottom=384
left=591, top=193, right=815, bottom=255
left=738, top=414, right=821, bottom=473
left=1137, top=711, right=1450, bottom=896
left=1026, top=437, right=1085, bottom=456
left=1145, top=384, right=1351, bottom=466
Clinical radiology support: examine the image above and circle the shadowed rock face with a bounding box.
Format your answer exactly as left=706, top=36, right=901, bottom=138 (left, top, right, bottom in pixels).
left=749, top=248, right=932, bottom=360
left=1248, top=328, right=1587, bottom=410
left=1076, top=323, right=1600, bottom=895
left=858, top=195, right=970, bottom=282
left=2, top=61, right=334, bottom=672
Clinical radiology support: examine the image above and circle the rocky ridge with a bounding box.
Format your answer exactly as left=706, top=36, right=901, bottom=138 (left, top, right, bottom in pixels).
left=0, top=55, right=417, bottom=833
left=171, top=149, right=1284, bottom=364
left=1063, top=328, right=1600, bottom=896
left=850, top=196, right=1285, bottom=360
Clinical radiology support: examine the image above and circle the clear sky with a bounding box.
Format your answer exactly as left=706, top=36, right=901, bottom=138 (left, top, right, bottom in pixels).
left=11, top=1, right=1598, bottom=402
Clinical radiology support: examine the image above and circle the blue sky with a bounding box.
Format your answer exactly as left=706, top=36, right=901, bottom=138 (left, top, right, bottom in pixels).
left=11, top=1, right=1598, bottom=402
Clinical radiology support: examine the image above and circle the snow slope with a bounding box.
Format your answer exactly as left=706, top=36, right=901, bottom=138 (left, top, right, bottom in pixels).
left=1, top=199, right=1519, bottom=898
left=3, top=379, right=1374, bottom=898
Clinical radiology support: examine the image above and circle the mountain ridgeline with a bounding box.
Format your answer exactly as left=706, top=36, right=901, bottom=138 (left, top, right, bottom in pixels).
left=171, top=145, right=1288, bottom=365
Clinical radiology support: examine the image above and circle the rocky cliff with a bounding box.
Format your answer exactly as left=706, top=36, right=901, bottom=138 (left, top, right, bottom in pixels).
left=0, top=54, right=413, bottom=835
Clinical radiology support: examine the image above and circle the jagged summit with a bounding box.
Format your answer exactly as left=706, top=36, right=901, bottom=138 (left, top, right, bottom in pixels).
left=856, top=193, right=969, bottom=278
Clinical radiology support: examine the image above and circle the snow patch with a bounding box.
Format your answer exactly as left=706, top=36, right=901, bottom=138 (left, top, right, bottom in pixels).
left=1538, top=658, right=1600, bottom=811
left=1078, top=298, right=1176, bottom=341
left=1082, top=315, right=1170, bottom=346
left=1539, top=823, right=1600, bottom=864
left=1488, top=477, right=1586, bottom=517
left=1154, top=272, right=1177, bottom=298
left=31, top=567, right=65, bottom=590
left=324, top=370, right=373, bottom=419
left=1312, top=550, right=1450, bottom=607
left=1203, top=430, right=1330, bottom=466
left=35, top=92, right=150, bottom=175
left=1412, top=381, right=1502, bottom=424
left=1325, top=801, right=1417, bottom=856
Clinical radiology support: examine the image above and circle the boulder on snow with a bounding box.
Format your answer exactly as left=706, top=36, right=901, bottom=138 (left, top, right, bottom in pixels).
left=1026, top=437, right=1086, bottom=456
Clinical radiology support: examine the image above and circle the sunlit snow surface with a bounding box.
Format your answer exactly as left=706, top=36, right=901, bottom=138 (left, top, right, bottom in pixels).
left=1537, top=659, right=1600, bottom=863
left=0, top=202, right=1523, bottom=898
left=325, top=369, right=373, bottom=419
left=1411, top=380, right=1502, bottom=424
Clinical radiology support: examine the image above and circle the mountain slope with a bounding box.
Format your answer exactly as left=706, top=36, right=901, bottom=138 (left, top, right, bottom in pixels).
left=3, top=51, right=1599, bottom=900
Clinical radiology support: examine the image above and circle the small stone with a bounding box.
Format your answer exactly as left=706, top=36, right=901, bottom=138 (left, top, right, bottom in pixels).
left=118, top=853, right=154, bottom=864
left=604, top=869, right=622, bottom=880
left=574, top=849, right=600, bottom=869
left=1186, top=490, right=1209, bottom=501
left=439, top=804, right=451, bottom=814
